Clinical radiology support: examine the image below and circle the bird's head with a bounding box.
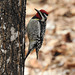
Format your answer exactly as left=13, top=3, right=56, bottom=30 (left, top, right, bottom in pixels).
left=35, top=9, right=48, bottom=21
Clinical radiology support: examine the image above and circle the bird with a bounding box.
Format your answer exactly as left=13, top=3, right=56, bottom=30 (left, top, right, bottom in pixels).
left=25, top=9, right=48, bottom=60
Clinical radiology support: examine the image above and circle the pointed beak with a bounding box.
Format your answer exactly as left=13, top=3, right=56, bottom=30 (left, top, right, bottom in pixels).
left=35, top=9, right=39, bottom=13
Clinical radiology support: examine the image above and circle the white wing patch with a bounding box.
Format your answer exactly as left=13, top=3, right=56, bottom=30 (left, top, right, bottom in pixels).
left=38, top=21, right=40, bottom=37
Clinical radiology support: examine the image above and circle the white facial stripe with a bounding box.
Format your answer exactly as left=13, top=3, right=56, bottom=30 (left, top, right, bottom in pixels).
left=39, top=11, right=45, bottom=21
left=44, top=14, right=47, bottom=18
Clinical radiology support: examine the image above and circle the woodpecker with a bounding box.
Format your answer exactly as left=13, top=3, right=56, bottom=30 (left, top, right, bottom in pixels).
left=25, top=9, right=48, bottom=60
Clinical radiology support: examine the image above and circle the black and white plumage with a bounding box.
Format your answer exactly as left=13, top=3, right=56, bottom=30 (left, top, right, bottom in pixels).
left=25, top=9, right=48, bottom=60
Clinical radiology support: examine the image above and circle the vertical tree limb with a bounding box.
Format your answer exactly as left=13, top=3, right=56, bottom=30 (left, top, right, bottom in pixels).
left=0, top=0, right=27, bottom=75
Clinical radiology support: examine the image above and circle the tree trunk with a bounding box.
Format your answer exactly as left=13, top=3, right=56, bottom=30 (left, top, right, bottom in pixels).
left=0, top=0, right=26, bottom=75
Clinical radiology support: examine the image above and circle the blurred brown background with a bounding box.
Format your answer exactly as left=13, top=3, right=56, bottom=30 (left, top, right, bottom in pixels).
left=25, top=0, right=75, bottom=75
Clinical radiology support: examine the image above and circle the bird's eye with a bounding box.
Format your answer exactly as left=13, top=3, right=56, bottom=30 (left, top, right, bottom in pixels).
left=46, top=13, right=48, bottom=16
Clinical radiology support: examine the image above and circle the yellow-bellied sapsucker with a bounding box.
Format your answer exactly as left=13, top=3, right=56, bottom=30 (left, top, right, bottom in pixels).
left=25, top=9, right=48, bottom=60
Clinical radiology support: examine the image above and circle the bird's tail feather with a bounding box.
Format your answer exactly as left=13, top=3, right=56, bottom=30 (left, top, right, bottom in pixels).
left=25, top=46, right=39, bottom=60
left=36, top=49, right=38, bottom=59
left=25, top=49, right=32, bottom=60
left=25, top=46, right=35, bottom=60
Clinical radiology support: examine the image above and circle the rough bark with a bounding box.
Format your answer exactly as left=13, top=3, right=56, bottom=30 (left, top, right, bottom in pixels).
left=0, top=0, right=26, bottom=75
